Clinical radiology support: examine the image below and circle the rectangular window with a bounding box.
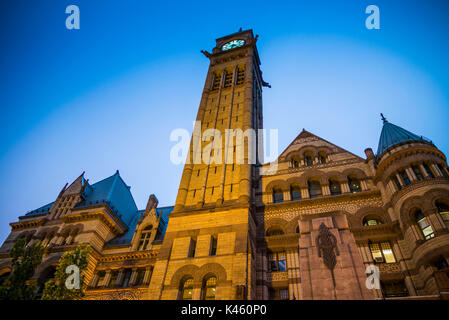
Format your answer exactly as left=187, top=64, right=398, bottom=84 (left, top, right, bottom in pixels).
left=381, top=280, right=409, bottom=298
left=122, top=269, right=132, bottom=288
left=188, top=239, right=196, bottom=258
left=269, top=252, right=287, bottom=271
left=279, top=288, right=289, bottom=300
left=369, top=241, right=396, bottom=263
left=210, top=236, right=217, bottom=256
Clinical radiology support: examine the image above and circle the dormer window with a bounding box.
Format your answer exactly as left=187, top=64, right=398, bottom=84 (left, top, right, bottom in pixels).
left=138, top=225, right=153, bottom=251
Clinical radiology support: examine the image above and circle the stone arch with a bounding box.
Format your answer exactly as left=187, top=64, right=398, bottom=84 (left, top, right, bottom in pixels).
left=325, top=171, right=347, bottom=183
left=353, top=207, right=390, bottom=228
left=399, top=195, right=428, bottom=228
left=198, top=263, right=227, bottom=285
left=423, top=188, right=449, bottom=210
left=265, top=218, right=289, bottom=235
left=298, top=169, right=328, bottom=187
left=169, top=264, right=200, bottom=288
left=265, top=179, right=290, bottom=193
left=285, top=217, right=301, bottom=234
left=342, top=168, right=367, bottom=180
left=297, top=145, right=319, bottom=159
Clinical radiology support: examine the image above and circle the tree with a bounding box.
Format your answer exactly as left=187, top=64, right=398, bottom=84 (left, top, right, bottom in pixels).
left=0, top=238, right=44, bottom=300
left=41, top=244, right=91, bottom=300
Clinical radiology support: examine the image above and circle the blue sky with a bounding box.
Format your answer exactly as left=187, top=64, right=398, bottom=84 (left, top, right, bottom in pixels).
left=1, top=0, right=448, bottom=243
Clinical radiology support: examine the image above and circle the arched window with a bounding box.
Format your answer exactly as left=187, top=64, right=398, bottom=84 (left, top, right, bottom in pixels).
left=295, top=225, right=300, bottom=234
left=290, top=156, right=300, bottom=168
left=202, top=276, right=217, bottom=300
left=179, top=278, right=194, bottom=300
left=266, top=227, right=284, bottom=236
left=290, top=185, right=301, bottom=201
left=436, top=202, right=449, bottom=229
left=308, top=180, right=322, bottom=198
left=348, top=177, right=361, bottom=193
left=318, top=152, right=327, bottom=164
left=272, top=189, right=283, bottom=203
left=329, top=179, right=341, bottom=195
left=138, top=225, right=153, bottom=251
left=415, top=210, right=434, bottom=240
left=363, top=217, right=383, bottom=226
left=304, top=153, right=313, bottom=166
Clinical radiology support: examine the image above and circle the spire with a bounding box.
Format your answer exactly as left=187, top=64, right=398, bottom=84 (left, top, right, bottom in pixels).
left=376, top=117, right=430, bottom=157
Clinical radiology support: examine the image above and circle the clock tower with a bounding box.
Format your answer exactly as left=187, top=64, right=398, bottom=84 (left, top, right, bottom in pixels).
left=148, top=29, right=269, bottom=300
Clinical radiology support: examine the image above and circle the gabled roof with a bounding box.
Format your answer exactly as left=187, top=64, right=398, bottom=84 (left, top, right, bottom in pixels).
left=376, top=115, right=432, bottom=157
left=277, top=129, right=364, bottom=161
left=76, top=170, right=138, bottom=226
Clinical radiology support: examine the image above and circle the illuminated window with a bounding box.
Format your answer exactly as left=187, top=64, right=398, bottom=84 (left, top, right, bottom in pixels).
left=399, top=170, right=411, bottom=186
left=180, top=278, right=194, bottom=300
left=290, top=185, right=301, bottom=201
left=369, top=241, right=396, bottom=263
left=202, top=276, right=217, bottom=300
left=308, top=180, right=322, bottom=198
left=269, top=252, right=287, bottom=272
left=415, top=210, right=434, bottom=240
left=272, top=189, right=284, bottom=203
left=412, top=165, right=423, bottom=181
left=329, top=179, right=341, bottom=195
left=138, top=225, right=153, bottom=251
left=437, top=202, right=449, bottom=229
left=348, top=177, right=362, bottom=193
left=363, top=218, right=382, bottom=226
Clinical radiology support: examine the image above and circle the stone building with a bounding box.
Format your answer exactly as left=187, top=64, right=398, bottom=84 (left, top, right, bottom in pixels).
left=0, top=29, right=448, bottom=300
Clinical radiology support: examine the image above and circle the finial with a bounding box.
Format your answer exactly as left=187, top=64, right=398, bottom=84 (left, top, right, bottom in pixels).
left=239, top=27, right=242, bottom=32
left=380, top=113, right=387, bottom=123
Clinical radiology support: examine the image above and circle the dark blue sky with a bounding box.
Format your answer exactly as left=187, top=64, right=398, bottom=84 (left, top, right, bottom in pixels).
left=1, top=0, right=448, bottom=243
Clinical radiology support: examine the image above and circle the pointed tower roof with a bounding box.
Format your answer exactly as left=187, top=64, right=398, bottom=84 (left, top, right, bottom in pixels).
left=376, top=114, right=431, bottom=157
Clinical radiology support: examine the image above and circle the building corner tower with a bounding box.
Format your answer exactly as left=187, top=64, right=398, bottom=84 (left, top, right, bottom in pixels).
left=148, top=29, right=269, bottom=300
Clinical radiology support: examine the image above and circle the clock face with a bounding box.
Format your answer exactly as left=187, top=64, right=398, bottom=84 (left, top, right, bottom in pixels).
left=221, top=39, right=245, bottom=51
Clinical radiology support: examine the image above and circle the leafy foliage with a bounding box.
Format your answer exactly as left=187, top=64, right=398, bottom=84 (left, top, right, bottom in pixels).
left=41, top=244, right=91, bottom=300
left=0, top=238, right=44, bottom=300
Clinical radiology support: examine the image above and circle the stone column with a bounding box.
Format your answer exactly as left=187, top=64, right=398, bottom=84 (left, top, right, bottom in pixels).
left=341, top=181, right=350, bottom=193
left=406, top=167, right=417, bottom=181
left=129, top=268, right=138, bottom=286
left=283, top=190, right=291, bottom=202
left=396, top=173, right=404, bottom=187
left=143, top=267, right=153, bottom=285
left=301, top=188, right=309, bottom=199
left=322, top=184, right=331, bottom=196
left=431, top=164, right=443, bottom=177
left=360, top=179, right=368, bottom=191
left=419, top=164, right=430, bottom=178
left=90, top=274, right=99, bottom=288
left=101, top=271, right=112, bottom=287
left=115, top=269, right=125, bottom=287
left=393, top=242, right=417, bottom=296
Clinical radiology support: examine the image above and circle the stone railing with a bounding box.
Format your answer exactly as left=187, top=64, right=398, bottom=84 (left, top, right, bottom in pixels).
left=378, top=262, right=402, bottom=273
